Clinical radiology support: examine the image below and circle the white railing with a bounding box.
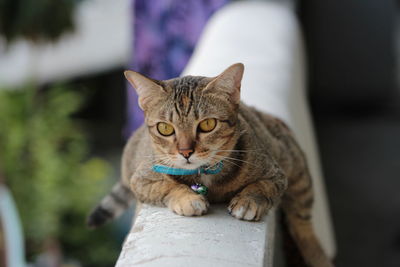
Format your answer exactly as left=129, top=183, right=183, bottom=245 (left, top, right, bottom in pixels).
left=116, top=204, right=276, bottom=267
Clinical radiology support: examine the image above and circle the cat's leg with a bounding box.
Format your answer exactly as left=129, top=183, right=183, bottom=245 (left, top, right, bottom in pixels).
left=130, top=165, right=209, bottom=216
left=163, top=183, right=209, bottom=216
left=228, top=171, right=287, bottom=221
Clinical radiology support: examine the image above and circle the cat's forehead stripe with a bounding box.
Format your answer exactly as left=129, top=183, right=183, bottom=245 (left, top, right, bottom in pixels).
left=170, top=76, right=206, bottom=119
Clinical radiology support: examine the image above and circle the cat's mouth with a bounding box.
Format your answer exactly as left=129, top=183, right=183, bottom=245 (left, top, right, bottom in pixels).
left=170, top=155, right=204, bottom=169
left=174, top=153, right=218, bottom=170
left=176, top=159, right=206, bottom=170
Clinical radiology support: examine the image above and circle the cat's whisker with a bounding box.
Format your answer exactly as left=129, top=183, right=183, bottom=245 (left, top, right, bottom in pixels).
left=140, top=155, right=172, bottom=168
left=155, top=157, right=173, bottom=165
left=142, top=153, right=173, bottom=158
left=211, top=149, right=269, bottom=159
left=211, top=149, right=268, bottom=155
left=211, top=149, right=263, bottom=152
left=212, top=154, right=260, bottom=168
left=159, top=158, right=177, bottom=172
left=209, top=155, right=243, bottom=169
left=141, top=154, right=173, bottom=158
left=143, top=155, right=170, bottom=161
left=215, top=155, right=253, bottom=164
left=222, top=159, right=243, bottom=169
left=140, top=153, right=174, bottom=164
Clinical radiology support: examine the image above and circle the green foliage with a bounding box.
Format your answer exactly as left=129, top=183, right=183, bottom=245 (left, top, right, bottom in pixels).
left=0, top=85, right=120, bottom=266
left=0, top=0, right=82, bottom=43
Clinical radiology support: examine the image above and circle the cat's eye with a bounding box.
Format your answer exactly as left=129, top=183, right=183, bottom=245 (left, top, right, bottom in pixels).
left=157, top=122, right=175, bottom=136
left=198, top=118, right=217, bottom=132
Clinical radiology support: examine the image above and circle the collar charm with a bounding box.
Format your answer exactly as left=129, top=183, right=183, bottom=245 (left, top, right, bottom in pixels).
left=191, top=183, right=208, bottom=195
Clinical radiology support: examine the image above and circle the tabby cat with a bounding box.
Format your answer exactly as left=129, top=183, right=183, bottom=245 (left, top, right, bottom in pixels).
left=88, top=63, right=333, bottom=267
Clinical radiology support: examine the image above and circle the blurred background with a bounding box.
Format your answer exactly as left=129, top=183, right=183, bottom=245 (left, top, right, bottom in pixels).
left=0, top=0, right=399, bottom=266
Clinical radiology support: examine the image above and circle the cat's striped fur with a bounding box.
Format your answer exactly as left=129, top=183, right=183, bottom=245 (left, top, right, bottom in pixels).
left=87, top=63, right=333, bottom=267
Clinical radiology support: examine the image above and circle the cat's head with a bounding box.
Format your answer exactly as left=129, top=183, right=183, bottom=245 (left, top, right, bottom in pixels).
left=125, top=63, right=244, bottom=170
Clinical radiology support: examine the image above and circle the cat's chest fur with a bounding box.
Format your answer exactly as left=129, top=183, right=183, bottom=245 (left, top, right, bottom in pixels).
left=198, top=174, right=213, bottom=188
left=198, top=173, right=241, bottom=203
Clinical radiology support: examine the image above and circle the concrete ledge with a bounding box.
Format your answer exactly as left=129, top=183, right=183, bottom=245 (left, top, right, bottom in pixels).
left=116, top=204, right=276, bottom=267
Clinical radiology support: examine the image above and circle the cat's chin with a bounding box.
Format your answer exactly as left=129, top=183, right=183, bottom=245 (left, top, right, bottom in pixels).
left=175, top=161, right=205, bottom=170
left=173, top=158, right=211, bottom=170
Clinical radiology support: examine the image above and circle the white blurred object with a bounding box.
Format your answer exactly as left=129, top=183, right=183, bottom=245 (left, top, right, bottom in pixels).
left=0, top=0, right=131, bottom=88
left=0, top=185, right=26, bottom=267
left=183, top=0, right=336, bottom=258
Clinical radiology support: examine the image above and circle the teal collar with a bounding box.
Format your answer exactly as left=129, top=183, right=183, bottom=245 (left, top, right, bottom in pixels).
left=152, top=161, right=223, bottom=176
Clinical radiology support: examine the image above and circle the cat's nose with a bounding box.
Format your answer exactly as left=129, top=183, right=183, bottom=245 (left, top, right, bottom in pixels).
left=178, top=148, right=194, bottom=159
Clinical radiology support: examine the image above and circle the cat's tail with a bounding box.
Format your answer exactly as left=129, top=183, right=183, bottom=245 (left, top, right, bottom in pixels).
left=87, top=181, right=134, bottom=228
left=282, top=196, right=334, bottom=267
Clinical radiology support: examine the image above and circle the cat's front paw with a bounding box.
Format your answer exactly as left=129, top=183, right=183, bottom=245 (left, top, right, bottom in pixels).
left=168, top=193, right=209, bottom=216
left=228, top=196, right=270, bottom=221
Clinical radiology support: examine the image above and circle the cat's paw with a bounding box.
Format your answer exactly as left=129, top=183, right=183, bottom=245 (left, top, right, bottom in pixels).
left=168, top=194, right=209, bottom=216
left=228, top=196, right=269, bottom=221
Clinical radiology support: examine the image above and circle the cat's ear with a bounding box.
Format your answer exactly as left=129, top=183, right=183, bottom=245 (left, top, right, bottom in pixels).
left=124, top=70, right=166, bottom=110
left=204, top=63, right=244, bottom=105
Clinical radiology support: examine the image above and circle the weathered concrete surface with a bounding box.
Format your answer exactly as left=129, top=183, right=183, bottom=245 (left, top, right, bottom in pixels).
left=116, top=204, right=275, bottom=267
